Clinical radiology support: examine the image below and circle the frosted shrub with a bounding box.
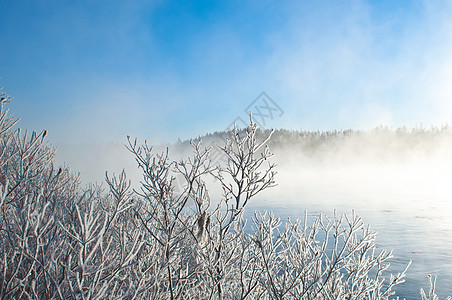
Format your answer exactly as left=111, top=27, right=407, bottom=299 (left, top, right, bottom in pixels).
left=0, top=91, right=144, bottom=299
left=0, top=91, right=76, bottom=299
left=125, top=116, right=411, bottom=299
left=0, top=89, right=449, bottom=299
left=420, top=275, right=452, bottom=300
left=247, top=211, right=411, bottom=299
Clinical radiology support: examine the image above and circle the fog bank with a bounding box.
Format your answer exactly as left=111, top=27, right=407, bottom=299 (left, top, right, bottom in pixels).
left=54, top=126, right=452, bottom=215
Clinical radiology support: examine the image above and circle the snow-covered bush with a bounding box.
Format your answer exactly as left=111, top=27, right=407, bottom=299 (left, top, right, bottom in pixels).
left=0, top=89, right=448, bottom=299
left=0, top=90, right=143, bottom=298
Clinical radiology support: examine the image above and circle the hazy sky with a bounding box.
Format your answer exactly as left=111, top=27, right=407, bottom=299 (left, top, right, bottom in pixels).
left=1, top=0, right=452, bottom=145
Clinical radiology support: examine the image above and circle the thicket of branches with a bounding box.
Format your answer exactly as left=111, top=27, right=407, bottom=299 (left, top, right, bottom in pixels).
left=0, top=89, right=448, bottom=299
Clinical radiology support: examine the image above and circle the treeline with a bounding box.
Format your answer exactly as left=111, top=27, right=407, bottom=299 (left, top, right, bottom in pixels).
left=175, top=124, right=452, bottom=158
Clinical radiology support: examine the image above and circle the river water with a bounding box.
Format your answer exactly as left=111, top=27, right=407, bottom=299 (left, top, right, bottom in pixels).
left=244, top=161, right=452, bottom=299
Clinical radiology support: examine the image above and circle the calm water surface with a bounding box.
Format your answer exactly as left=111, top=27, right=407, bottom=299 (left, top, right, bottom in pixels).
left=246, top=192, right=452, bottom=299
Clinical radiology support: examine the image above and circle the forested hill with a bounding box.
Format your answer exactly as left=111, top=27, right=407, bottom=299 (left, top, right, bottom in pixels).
left=54, top=124, right=452, bottom=184
left=173, top=125, right=452, bottom=160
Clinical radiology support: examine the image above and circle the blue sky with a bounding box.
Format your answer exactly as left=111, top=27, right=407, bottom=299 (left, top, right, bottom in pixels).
left=1, top=0, right=452, bottom=145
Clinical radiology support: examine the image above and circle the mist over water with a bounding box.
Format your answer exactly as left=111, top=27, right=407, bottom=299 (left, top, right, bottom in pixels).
left=55, top=126, right=452, bottom=297
left=257, top=128, right=452, bottom=298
